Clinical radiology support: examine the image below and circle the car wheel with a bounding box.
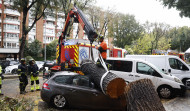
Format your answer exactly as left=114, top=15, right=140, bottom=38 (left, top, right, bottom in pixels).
left=157, top=86, right=174, bottom=99
left=53, top=95, right=67, bottom=108
left=11, top=69, right=18, bottom=74
left=182, top=78, right=189, bottom=86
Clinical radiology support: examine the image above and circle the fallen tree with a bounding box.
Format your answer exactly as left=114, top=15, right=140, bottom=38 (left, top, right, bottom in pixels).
left=124, top=79, right=165, bottom=111
left=81, top=59, right=126, bottom=98
left=81, top=59, right=165, bottom=111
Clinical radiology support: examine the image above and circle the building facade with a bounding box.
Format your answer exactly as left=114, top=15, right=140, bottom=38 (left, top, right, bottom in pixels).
left=0, top=1, right=113, bottom=60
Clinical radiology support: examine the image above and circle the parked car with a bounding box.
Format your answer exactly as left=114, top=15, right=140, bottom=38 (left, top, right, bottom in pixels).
left=41, top=71, right=125, bottom=110
left=35, top=61, right=44, bottom=72
left=106, top=57, right=186, bottom=99
left=4, top=64, right=19, bottom=74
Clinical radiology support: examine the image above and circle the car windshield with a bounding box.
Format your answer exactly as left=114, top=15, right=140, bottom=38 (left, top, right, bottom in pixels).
left=10, top=61, right=19, bottom=65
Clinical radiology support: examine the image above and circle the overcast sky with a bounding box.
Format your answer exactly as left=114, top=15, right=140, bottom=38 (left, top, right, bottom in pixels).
left=95, top=0, right=190, bottom=27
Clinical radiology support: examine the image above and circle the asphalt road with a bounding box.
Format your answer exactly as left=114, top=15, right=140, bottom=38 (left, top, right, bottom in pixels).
left=1, top=77, right=190, bottom=111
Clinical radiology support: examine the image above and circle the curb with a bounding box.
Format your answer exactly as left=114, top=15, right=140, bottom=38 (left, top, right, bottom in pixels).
left=3, top=74, right=43, bottom=79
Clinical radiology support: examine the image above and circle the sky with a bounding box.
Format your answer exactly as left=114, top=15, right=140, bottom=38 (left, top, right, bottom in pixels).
left=95, top=0, right=190, bottom=27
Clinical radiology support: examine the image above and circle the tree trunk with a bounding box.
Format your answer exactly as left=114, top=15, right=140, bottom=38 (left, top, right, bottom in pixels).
left=81, top=59, right=126, bottom=98
left=19, top=35, right=26, bottom=60
left=81, top=59, right=165, bottom=111
left=124, top=79, right=165, bottom=111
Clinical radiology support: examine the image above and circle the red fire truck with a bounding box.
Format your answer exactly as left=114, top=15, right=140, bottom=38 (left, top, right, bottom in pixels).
left=50, top=6, right=126, bottom=73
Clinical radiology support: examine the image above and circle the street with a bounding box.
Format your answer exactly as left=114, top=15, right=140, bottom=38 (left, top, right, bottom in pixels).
left=1, top=77, right=190, bottom=111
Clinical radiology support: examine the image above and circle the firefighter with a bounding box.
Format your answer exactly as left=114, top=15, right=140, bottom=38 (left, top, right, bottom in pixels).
left=18, top=58, right=28, bottom=94
left=0, top=65, right=3, bottom=96
left=28, top=59, right=40, bottom=92
left=98, top=35, right=107, bottom=61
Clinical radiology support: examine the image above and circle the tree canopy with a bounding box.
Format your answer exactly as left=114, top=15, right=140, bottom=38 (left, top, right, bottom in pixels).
left=158, top=0, right=190, bottom=18
left=113, top=13, right=144, bottom=48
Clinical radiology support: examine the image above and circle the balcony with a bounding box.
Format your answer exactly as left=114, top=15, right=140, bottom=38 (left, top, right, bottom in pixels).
left=3, top=37, right=19, bottom=42
left=4, top=1, right=14, bottom=6
left=46, top=16, right=55, bottom=21
left=0, top=48, right=19, bottom=53
left=2, top=29, right=20, bottom=33
left=3, top=19, right=20, bottom=25
left=4, top=9, right=20, bottom=16
left=44, top=23, right=55, bottom=29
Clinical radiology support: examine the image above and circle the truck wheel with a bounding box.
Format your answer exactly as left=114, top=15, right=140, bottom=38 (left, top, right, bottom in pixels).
left=157, top=86, right=174, bottom=99
left=52, top=95, right=67, bottom=109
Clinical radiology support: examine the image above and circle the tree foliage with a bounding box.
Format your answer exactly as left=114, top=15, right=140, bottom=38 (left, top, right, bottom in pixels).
left=42, top=39, right=58, bottom=58
left=158, top=0, right=190, bottom=18
left=24, top=39, right=42, bottom=58
left=11, top=0, right=54, bottom=60
left=169, top=26, right=190, bottom=52
left=113, top=13, right=144, bottom=48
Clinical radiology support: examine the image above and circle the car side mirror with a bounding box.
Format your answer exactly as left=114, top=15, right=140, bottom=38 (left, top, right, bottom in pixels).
left=168, top=69, right=171, bottom=73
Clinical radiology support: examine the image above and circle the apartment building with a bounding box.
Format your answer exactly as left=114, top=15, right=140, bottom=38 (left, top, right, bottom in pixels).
left=0, top=1, right=66, bottom=60
left=0, top=1, right=113, bottom=60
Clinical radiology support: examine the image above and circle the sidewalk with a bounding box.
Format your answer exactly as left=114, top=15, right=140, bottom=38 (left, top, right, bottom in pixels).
left=3, top=73, right=43, bottom=79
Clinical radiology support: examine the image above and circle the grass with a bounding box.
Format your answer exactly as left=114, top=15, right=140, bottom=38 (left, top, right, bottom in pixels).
left=0, top=96, right=35, bottom=111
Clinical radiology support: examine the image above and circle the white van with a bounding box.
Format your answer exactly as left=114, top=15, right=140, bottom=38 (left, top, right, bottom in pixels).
left=125, top=55, right=190, bottom=86
left=106, top=57, right=186, bottom=99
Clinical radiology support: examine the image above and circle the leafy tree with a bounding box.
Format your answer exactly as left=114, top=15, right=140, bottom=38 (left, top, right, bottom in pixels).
left=158, top=0, right=190, bottom=18
left=11, top=0, right=55, bottom=60
left=87, top=6, right=115, bottom=37
left=58, top=0, right=95, bottom=20
left=42, top=39, right=58, bottom=58
left=169, top=27, right=190, bottom=52
left=149, top=23, right=170, bottom=53
left=27, top=40, right=42, bottom=57
left=113, top=13, right=144, bottom=48
left=128, top=34, right=153, bottom=54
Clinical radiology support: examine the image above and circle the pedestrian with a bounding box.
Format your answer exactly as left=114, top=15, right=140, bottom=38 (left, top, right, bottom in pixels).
left=0, top=65, right=4, bottom=96
left=18, top=58, right=28, bottom=94
left=28, top=59, right=40, bottom=92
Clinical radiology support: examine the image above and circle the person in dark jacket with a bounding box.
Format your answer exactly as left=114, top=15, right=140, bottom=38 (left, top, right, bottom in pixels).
left=28, top=59, right=40, bottom=92
left=18, top=58, right=28, bottom=94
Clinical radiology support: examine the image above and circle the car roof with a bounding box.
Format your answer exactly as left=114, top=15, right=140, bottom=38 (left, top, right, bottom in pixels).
left=53, top=71, right=79, bottom=76
left=107, top=57, right=146, bottom=62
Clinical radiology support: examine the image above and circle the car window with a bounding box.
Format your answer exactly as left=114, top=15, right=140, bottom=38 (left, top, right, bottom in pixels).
left=169, top=58, right=189, bottom=70
left=53, top=75, right=74, bottom=84
left=106, top=60, right=132, bottom=72
left=137, top=62, right=161, bottom=77
left=72, top=76, right=90, bottom=87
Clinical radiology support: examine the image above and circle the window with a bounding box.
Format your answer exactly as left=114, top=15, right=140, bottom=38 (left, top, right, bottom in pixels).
left=53, top=75, right=74, bottom=84
left=106, top=60, right=133, bottom=72
left=118, top=51, right=122, bottom=57
left=169, top=58, right=189, bottom=70
left=72, top=76, right=90, bottom=87
left=136, top=62, right=162, bottom=77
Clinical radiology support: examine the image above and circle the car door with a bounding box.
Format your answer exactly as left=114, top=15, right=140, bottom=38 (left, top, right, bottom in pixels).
left=107, top=59, right=134, bottom=83
left=134, top=62, right=158, bottom=87
left=67, top=75, right=122, bottom=110
left=167, top=57, right=190, bottom=77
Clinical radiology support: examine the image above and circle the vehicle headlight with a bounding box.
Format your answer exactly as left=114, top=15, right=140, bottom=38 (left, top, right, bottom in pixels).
left=174, top=77, right=182, bottom=83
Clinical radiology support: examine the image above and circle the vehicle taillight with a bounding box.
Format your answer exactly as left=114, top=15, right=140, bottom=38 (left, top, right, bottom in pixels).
left=43, top=83, right=50, bottom=89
